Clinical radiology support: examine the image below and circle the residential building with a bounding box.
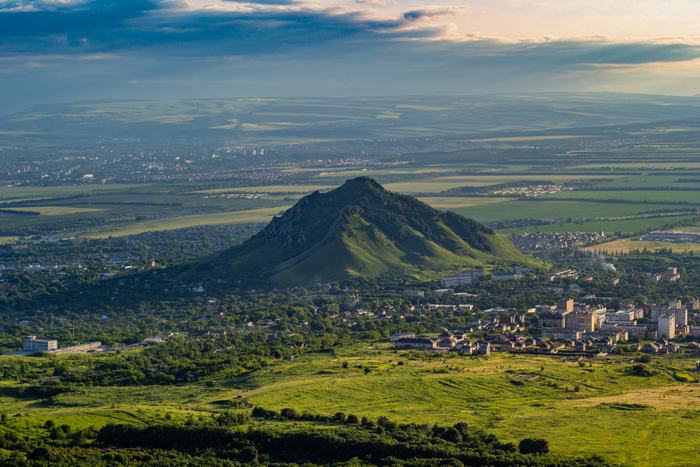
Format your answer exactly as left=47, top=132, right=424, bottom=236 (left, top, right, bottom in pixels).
left=473, top=340, right=491, bottom=355
left=605, top=310, right=635, bottom=322
left=653, top=267, right=680, bottom=282
left=557, top=299, right=574, bottom=312
left=565, top=311, right=596, bottom=332
left=547, top=269, right=578, bottom=282
left=651, top=306, right=687, bottom=326
left=538, top=309, right=570, bottom=327
left=394, top=337, right=437, bottom=349
left=542, top=328, right=582, bottom=340
left=601, top=322, right=647, bottom=340
left=389, top=331, right=416, bottom=342
left=499, top=314, right=525, bottom=325
left=659, top=314, right=676, bottom=339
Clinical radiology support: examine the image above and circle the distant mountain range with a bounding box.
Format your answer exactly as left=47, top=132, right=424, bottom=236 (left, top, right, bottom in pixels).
left=3, top=94, right=700, bottom=143
left=180, top=177, right=541, bottom=284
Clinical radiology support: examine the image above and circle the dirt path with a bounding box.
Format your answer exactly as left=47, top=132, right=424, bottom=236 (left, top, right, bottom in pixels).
left=186, top=389, right=245, bottom=412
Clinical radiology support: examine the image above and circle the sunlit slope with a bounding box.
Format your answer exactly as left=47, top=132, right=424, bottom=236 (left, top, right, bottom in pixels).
left=181, top=177, right=540, bottom=284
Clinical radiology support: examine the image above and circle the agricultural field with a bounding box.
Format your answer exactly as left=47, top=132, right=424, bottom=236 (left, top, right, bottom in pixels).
left=582, top=238, right=700, bottom=254
left=417, top=197, right=517, bottom=209
left=543, top=190, right=700, bottom=204
left=83, top=207, right=290, bottom=238
left=496, top=215, right=698, bottom=236
left=0, top=184, right=145, bottom=201
left=450, top=200, right=687, bottom=223
left=383, top=175, right=624, bottom=194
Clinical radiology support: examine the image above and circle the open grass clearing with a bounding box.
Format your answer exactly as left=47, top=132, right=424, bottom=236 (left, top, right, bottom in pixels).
left=235, top=346, right=700, bottom=467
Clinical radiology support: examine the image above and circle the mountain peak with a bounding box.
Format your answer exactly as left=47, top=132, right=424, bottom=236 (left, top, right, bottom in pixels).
left=181, top=178, right=539, bottom=284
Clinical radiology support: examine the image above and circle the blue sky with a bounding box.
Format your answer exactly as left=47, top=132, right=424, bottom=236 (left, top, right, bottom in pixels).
left=1, top=0, right=700, bottom=112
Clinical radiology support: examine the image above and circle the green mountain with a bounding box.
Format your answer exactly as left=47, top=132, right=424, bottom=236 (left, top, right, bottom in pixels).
left=182, top=177, right=541, bottom=284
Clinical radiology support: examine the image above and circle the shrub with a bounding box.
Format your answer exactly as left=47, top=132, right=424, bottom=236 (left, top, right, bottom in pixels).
left=519, top=438, right=550, bottom=455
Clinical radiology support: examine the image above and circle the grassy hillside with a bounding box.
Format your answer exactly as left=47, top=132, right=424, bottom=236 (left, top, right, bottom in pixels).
left=183, top=177, right=541, bottom=284
left=231, top=343, right=700, bottom=467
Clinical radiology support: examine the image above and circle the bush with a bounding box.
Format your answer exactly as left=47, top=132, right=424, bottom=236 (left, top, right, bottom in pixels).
left=632, top=364, right=655, bottom=377
left=637, top=355, right=652, bottom=363
left=519, top=438, right=550, bottom=455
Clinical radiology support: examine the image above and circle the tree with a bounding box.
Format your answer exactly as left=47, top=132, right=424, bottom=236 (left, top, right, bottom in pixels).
left=519, top=438, right=550, bottom=455
left=346, top=414, right=359, bottom=424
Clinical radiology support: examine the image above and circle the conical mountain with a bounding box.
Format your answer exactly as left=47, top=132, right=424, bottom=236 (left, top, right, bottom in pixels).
left=183, top=177, right=539, bottom=284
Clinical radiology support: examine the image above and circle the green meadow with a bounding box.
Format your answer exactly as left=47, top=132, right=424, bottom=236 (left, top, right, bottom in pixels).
left=450, top=200, right=682, bottom=223
left=4, top=344, right=700, bottom=467
left=228, top=345, right=700, bottom=467
left=544, top=190, right=700, bottom=204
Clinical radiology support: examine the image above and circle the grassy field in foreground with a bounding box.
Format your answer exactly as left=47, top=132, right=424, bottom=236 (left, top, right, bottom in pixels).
left=82, top=207, right=290, bottom=237
left=2, top=343, right=700, bottom=466
left=234, top=344, right=700, bottom=467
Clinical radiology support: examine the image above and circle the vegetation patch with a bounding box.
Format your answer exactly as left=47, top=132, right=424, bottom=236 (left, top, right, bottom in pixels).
left=597, top=403, right=654, bottom=411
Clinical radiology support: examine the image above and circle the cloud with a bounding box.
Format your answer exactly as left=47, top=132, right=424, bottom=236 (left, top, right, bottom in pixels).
left=402, top=6, right=470, bottom=21
left=354, top=0, right=396, bottom=8
left=2, top=0, right=700, bottom=110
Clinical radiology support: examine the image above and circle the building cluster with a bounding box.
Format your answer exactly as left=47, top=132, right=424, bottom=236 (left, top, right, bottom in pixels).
left=439, top=267, right=532, bottom=288
left=440, top=269, right=483, bottom=288
left=650, top=267, right=680, bottom=282
left=535, top=298, right=700, bottom=341
left=393, top=330, right=491, bottom=355
left=508, top=232, right=605, bottom=252
left=491, top=184, right=573, bottom=197
left=20, top=335, right=102, bottom=355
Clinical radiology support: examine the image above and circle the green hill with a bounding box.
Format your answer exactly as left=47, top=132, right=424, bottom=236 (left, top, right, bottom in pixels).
left=181, top=177, right=542, bottom=284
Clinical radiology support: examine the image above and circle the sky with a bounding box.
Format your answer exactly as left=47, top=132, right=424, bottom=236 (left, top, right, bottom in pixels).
left=1, top=0, right=700, bottom=113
